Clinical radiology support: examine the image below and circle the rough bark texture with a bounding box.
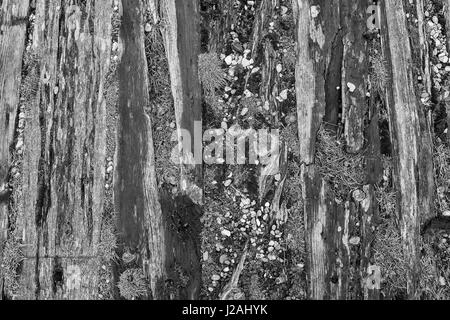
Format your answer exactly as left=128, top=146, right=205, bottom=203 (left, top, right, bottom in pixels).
left=380, top=0, right=434, bottom=299
left=14, top=0, right=112, bottom=300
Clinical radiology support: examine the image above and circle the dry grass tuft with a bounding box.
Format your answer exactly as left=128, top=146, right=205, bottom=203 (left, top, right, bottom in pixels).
left=20, top=50, right=40, bottom=105
left=0, top=237, right=24, bottom=294
left=434, top=143, right=450, bottom=213
left=198, top=52, right=227, bottom=97
left=370, top=53, right=390, bottom=93
left=373, top=215, right=408, bottom=298
left=374, top=171, right=442, bottom=299
left=315, top=128, right=365, bottom=195
left=248, top=274, right=266, bottom=300
left=97, top=218, right=118, bottom=262
left=118, top=268, right=148, bottom=300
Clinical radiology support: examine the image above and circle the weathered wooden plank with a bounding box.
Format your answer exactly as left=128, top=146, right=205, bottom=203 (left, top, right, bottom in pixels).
left=380, top=0, right=434, bottom=299
left=341, top=0, right=368, bottom=154
left=293, top=0, right=381, bottom=300
left=149, top=0, right=204, bottom=300
left=443, top=1, right=450, bottom=143
left=15, top=0, right=112, bottom=300
left=116, top=0, right=166, bottom=299
left=161, top=0, right=203, bottom=206
left=0, top=0, right=29, bottom=240
left=293, top=0, right=334, bottom=300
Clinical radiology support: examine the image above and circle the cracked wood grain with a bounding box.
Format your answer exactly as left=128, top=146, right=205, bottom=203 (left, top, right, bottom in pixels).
left=14, top=0, right=112, bottom=300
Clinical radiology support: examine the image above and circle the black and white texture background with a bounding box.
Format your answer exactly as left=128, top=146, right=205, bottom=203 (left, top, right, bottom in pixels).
left=1, top=0, right=450, bottom=301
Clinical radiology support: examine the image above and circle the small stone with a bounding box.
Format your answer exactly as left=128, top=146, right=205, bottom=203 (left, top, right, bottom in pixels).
left=145, top=23, right=152, bottom=33
left=347, top=82, right=356, bottom=92
left=241, top=108, right=249, bottom=116
left=225, top=55, right=233, bottom=65
left=211, top=274, right=221, bottom=281
left=16, top=139, right=23, bottom=150
left=221, top=229, right=231, bottom=237
left=349, top=236, right=361, bottom=245
left=440, top=55, right=449, bottom=63
left=443, top=211, right=450, bottom=217
left=276, top=64, right=283, bottom=73
left=279, top=89, right=288, bottom=101
left=310, top=6, right=320, bottom=18
left=224, top=179, right=232, bottom=187
left=242, top=57, right=253, bottom=68
left=219, top=254, right=228, bottom=264
left=221, top=121, right=228, bottom=130
left=203, top=251, right=209, bottom=261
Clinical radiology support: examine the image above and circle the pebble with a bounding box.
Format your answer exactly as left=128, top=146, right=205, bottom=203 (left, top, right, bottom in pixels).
left=211, top=274, right=220, bottom=281
left=439, top=55, right=449, bottom=63
left=276, top=64, right=283, bottom=73
left=16, top=139, right=23, bottom=150
left=219, top=254, right=228, bottom=264
left=349, top=236, right=361, bottom=245
left=221, top=229, right=231, bottom=237
left=225, top=55, right=233, bottom=65
left=439, top=276, right=446, bottom=286
left=279, top=89, right=288, bottom=101
left=242, top=57, right=253, bottom=68
left=347, top=82, right=356, bottom=93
